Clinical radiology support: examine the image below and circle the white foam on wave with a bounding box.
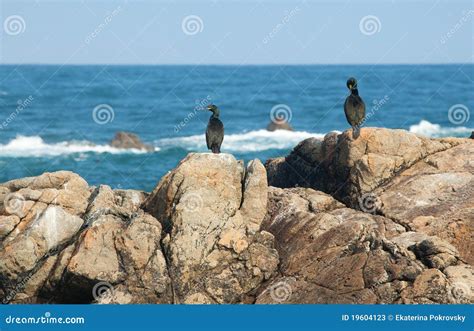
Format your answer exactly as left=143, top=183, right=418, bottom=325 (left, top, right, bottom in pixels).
left=0, top=136, right=155, bottom=157
left=409, top=120, right=472, bottom=138
left=157, top=129, right=326, bottom=152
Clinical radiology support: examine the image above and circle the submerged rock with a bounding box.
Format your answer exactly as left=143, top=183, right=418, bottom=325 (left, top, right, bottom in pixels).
left=266, top=121, right=293, bottom=132
left=110, top=131, right=154, bottom=151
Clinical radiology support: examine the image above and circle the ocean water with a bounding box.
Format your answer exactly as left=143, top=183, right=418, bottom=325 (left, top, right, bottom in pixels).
left=0, top=64, right=472, bottom=192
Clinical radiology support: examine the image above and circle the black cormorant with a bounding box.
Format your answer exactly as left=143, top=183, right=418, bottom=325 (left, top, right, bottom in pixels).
left=344, top=77, right=366, bottom=139
left=206, top=104, right=224, bottom=153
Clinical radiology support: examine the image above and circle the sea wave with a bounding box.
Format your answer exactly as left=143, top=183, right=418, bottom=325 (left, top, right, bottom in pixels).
left=0, top=136, right=154, bottom=157
left=1, top=123, right=466, bottom=158
left=156, top=129, right=326, bottom=152
left=409, top=120, right=472, bottom=138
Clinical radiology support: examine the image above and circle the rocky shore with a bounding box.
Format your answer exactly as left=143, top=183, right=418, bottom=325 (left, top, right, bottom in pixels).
left=0, top=128, right=472, bottom=304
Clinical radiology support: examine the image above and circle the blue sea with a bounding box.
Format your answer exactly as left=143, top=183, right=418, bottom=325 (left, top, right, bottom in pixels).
left=0, top=64, right=472, bottom=191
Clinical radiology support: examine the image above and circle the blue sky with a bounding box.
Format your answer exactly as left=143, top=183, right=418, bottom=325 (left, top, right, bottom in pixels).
left=1, top=0, right=473, bottom=64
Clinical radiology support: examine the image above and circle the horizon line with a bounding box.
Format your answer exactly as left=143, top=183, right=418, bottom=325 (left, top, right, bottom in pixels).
left=0, top=62, right=472, bottom=66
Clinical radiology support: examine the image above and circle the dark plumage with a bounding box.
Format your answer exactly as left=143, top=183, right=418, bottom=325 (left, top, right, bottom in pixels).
left=344, top=77, right=366, bottom=139
left=205, top=104, right=224, bottom=153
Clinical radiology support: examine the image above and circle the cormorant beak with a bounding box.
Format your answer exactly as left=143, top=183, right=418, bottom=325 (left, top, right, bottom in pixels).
left=348, top=84, right=353, bottom=90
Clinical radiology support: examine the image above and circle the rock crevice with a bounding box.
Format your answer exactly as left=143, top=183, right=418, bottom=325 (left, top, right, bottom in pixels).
left=0, top=128, right=472, bottom=304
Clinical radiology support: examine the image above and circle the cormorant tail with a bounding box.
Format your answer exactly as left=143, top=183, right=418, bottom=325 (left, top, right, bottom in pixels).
left=352, top=126, right=360, bottom=139
left=211, top=145, right=220, bottom=154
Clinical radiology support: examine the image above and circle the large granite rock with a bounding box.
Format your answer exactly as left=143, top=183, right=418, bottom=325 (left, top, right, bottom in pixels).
left=256, top=187, right=473, bottom=304
left=0, top=130, right=472, bottom=304
left=373, top=142, right=474, bottom=264
left=0, top=173, right=170, bottom=304
left=143, top=153, right=279, bottom=303
left=62, top=185, right=172, bottom=304
left=265, top=128, right=473, bottom=264
left=0, top=171, right=90, bottom=303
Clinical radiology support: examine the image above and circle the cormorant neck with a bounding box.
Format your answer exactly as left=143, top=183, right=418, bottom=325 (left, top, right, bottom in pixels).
left=211, top=111, right=220, bottom=118
left=351, top=88, right=359, bottom=96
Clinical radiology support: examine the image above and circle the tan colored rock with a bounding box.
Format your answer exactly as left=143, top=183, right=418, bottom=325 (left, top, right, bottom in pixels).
left=265, top=128, right=465, bottom=205
left=265, top=129, right=473, bottom=266
left=0, top=171, right=91, bottom=217
left=266, top=121, right=293, bottom=132
left=0, top=172, right=169, bottom=304
left=1, top=133, right=471, bottom=305
left=0, top=171, right=91, bottom=303
left=256, top=187, right=472, bottom=304
left=143, top=153, right=279, bottom=303
left=63, top=186, right=171, bottom=304
left=0, top=206, right=84, bottom=283
left=444, top=265, right=474, bottom=303
left=374, top=142, right=474, bottom=264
